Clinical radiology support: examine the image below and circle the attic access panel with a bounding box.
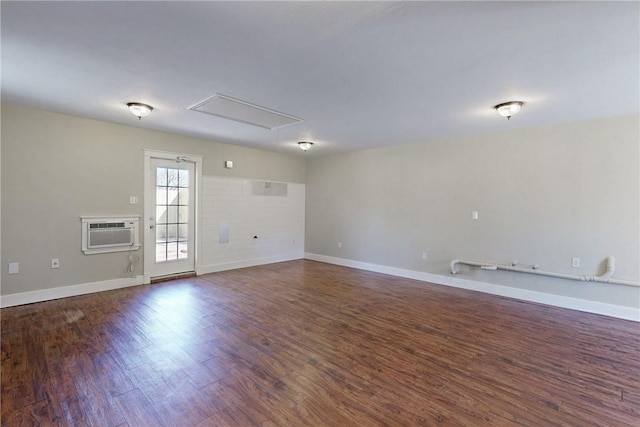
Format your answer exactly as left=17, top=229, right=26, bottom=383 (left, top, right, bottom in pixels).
left=188, top=94, right=303, bottom=130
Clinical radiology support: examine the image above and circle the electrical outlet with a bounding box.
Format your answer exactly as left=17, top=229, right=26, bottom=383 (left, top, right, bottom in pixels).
left=472, top=211, right=479, bottom=220
left=571, top=257, right=580, bottom=268
left=51, top=258, right=60, bottom=269
left=422, top=252, right=428, bottom=260
left=129, top=196, right=138, bottom=204
left=337, top=242, right=342, bottom=249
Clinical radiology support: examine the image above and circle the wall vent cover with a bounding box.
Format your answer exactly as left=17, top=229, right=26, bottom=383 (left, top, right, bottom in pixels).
left=250, top=181, right=288, bottom=197
left=188, top=94, right=303, bottom=130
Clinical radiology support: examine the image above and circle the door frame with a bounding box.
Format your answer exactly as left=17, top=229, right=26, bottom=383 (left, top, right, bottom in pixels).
left=143, top=149, right=203, bottom=284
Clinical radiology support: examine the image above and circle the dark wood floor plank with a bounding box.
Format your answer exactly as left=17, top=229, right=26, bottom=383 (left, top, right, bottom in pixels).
left=63, top=352, right=126, bottom=426
left=1, top=400, right=60, bottom=427
left=2, top=260, right=640, bottom=426
left=112, top=388, right=168, bottom=427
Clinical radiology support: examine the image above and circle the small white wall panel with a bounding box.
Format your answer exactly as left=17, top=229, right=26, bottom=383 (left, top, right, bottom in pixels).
left=199, top=176, right=305, bottom=273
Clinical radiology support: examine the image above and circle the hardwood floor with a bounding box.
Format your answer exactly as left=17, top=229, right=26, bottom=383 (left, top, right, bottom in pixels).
left=2, top=260, right=639, bottom=426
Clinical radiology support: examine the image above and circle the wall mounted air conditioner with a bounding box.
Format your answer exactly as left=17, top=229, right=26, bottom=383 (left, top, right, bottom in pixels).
left=81, top=216, right=140, bottom=255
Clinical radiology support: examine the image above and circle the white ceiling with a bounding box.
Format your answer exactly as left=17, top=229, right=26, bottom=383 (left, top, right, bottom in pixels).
left=2, top=1, right=638, bottom=157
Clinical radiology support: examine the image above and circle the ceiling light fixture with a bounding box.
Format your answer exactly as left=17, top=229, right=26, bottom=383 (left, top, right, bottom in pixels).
left=298, top=141, right=314, bottom=151
left=494, top=101, right=523, bottom=120
left=127, top=102, right=153, bottom=120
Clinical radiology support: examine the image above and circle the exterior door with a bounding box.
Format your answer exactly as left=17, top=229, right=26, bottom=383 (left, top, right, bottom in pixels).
left=147, top=157, right=196, bottom=278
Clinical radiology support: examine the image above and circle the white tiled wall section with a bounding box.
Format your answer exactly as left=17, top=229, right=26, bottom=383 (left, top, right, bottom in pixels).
left=200, top=176, right=305, bottom=272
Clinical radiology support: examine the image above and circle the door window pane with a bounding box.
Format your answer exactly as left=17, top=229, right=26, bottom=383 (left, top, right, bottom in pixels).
left=156, top=206, right=167, bottom=223
left=178, top=169, right=189, bottom=187
left=178, top=224, right=188, bottom=241
left=167, top=188, right=179, bottom=205
left=155, top=224, right=167, bottom=243
left=157, top=168, right=167, bottom=186
left=156, top=187, right=167, bottom=205
left=168, top=169, right=178, bottom=187
left=178, top=189, right=189, bottom=205
left=167, top=224, right=178, bottom=242
left=167, top=205, right=178, bottom=223
left=178, top=242, right=188, bottom=259
left=167, top=242, right=178, bottom=261
left=178, top=206, right=189, bottom=223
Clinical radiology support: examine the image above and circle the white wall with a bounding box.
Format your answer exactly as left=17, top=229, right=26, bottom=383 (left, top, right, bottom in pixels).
left=199, top=176, right=305, bottom=273
left=305, top=114, right=640, bottom=316
left=1, top=103, right=305, bottom=303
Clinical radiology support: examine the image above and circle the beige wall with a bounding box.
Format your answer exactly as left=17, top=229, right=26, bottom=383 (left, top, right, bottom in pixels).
left=1, top=103, right=305, bottom=295
left=3, top=103, right=639, bottom=312
left=305, top=114, right=640, bottom=308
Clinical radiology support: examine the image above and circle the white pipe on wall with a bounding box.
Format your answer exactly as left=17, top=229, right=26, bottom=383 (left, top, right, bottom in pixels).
left=450, top=256, right=640, bottom=288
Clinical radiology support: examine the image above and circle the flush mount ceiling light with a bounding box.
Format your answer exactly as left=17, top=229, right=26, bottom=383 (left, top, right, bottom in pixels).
left=494, top=101, right=523, bottom=120
left=127, top=102, right=153, bottom=120
left=298, top=141, right=314, bottom=151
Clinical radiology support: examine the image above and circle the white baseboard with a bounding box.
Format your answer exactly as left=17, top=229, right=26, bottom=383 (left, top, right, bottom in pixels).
left=197, top=253, right=304, bottom=275
left=304, top=253, right=640, bottom=322
left=1, top=253, right=301, bottom=308
left=5, top=255, right=636, bottom=322
left=1, top=276, right=144, bottom=308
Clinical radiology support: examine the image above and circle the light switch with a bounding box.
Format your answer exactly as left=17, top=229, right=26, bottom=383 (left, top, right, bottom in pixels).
left=472, top=211, right=479, bottom=220
left=8, top=263, right=19, bottom=274
left=224, top=160, right=233, bottom=169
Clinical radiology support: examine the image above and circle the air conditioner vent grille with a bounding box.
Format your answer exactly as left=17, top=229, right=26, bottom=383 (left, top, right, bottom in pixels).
left=89, top=222, right=125, bottom=229
left=81, top=216, right=140, bottom=255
